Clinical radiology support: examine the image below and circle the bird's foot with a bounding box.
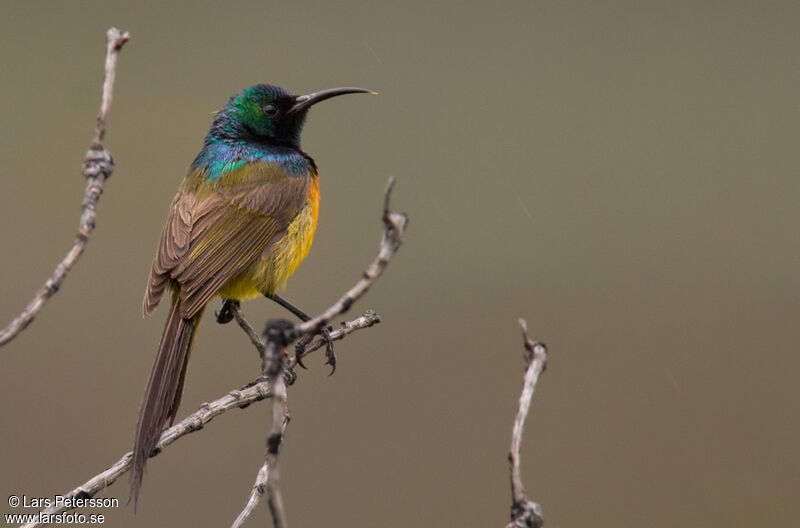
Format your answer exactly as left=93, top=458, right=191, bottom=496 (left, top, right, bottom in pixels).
left=293, top=334, right=312, bottom=369
left=294, top=325, right=337, bottom=375
left=216, top=299, right=240, bottom=324
left=323, top=326, right=337, bottom=376
left=282, top=365, right=298, bottom=385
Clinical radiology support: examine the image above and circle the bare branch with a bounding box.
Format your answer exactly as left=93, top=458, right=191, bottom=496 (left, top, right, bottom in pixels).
left=266, top=372, right=289, bottom=528
left=232, top=461, right=269, bottom=527
left=288, top=177, right=407, bottom=341
left=0, top=27, right=130, bottom=347
left=506, top=319, right=547, bottom=528
left=18, top=311, right=374, bottom=528
left=20, top=381, right=269, bottom=528
left=229, top=302, right=268, bottom=374
left=263, top=323, right=290, bottom=528
left=92, top=28, right=129, bottom=147
left=230, top=304, right=266, bottom=354
left=232, top=322, right=292, bottom=528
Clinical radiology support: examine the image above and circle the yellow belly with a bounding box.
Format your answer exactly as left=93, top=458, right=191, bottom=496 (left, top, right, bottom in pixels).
left=216, top=181, right=319, bottom=300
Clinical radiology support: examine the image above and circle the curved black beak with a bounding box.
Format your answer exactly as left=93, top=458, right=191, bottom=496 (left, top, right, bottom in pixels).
left=288, top=87, right=377, bottom=115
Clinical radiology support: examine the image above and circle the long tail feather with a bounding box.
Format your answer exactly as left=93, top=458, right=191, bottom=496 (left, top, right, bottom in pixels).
left=130, top=297, right=204, bottom=508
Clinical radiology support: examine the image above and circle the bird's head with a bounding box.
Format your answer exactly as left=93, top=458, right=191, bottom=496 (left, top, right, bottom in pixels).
left=208, top=83, right=375, bottom=149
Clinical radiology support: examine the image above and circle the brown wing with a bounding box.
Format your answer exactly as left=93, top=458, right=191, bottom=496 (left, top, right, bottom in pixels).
left=143, top=166, right=310, bottom=318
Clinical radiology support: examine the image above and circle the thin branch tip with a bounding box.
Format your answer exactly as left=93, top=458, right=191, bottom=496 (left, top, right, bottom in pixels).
left=507, top=317, right=547, bottom=528
left=383, top=176, right=396, bottom=211
left=106, top=28, right=131, bottom=48
left=382, top=176, right=408, bottom=232
left=518, top=318, right=547, bottom=365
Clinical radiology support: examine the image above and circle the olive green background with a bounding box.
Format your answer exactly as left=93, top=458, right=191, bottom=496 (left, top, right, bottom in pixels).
left=1, top=1, right=798, bottom=527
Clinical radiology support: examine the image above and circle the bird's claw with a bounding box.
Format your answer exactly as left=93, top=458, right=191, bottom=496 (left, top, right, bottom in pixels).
left=324, top=331, right=337, bottom=376
left=294, top=337, right=310, bottom=369
left=283, top=366, right=298, bottom=385
left=216, top=299, right=239, bottom=324
left=318, top=325, right=337, bottom=376
left=292, top=326, right=336, bottom=374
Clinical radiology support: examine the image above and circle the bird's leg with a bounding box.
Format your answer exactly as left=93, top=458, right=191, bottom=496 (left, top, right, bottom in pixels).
left=267, top=293, right=312, bottom=321
left=216, top=299, right=240, bottom=324
left=265, top=293, right=336, bottom=374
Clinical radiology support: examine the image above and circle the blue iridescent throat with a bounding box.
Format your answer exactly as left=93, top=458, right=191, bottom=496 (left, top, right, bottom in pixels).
left=191, top=139, right=309, bottom=182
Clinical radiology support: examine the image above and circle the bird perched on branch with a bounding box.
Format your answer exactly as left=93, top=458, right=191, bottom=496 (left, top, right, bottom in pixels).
left=132, top=83, right=375, bottom=506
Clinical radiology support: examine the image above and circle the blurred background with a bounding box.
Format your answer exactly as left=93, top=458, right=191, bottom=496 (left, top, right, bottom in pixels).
left=1, top=1, right=798, bottom=527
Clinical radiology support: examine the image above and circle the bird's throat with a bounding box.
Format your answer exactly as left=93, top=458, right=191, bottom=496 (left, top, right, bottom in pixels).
left=191, top=140, right=311, bottom=182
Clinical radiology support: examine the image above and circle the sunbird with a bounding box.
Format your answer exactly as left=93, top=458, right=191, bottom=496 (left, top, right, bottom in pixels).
left=131, top=83, right=374, bottom=505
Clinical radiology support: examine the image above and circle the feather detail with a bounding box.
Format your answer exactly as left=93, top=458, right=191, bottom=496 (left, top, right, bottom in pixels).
left=131, top=297, right=204, bottom=508
left=141, top=163, right=310, bottom=318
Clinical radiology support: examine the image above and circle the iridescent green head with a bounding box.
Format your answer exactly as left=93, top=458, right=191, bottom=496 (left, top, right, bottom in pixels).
left=208, top=83, right=375, bottom=149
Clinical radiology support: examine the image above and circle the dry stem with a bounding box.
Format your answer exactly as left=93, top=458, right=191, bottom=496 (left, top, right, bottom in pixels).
left=0, top=27, right=130, bottom=347
left=231, top=323, right=291, bottom=528
left=506, top=319, right=547, bottom=528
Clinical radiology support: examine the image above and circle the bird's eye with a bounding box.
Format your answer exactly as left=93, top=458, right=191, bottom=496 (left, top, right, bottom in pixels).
left=263, top=104, right=279, bottom=117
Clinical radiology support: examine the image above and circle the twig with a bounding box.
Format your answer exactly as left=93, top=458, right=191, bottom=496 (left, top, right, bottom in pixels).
left=0, top=27, right=129, bottom=347
left=287, top=177, right=407, bottom=341
left=231, top=304, right=265, bottom=354
left=263, top=322, right=291, bottom=528
left=506, top=319, right=547, bottom=528
left=20, top=382, right=270, bottom=528
left=232, top=461, right=270, bottom=527
left=232, top=321, right=292, bottom=528
left=229, top=302, right=268, bottom=373
left=265, top=371, right=289, bottom=528
left=17, top=311, right=373, bottom=528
